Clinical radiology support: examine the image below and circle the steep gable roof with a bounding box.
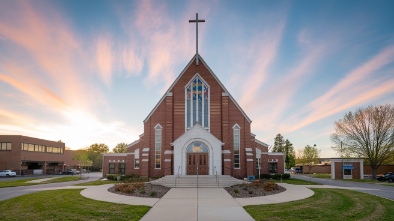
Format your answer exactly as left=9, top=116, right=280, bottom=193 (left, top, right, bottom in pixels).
left=144, top=54, right=252, bottom=123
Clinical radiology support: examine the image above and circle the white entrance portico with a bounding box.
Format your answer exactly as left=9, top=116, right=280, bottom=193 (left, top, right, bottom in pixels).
left=172, top=124, right=223, bottom=175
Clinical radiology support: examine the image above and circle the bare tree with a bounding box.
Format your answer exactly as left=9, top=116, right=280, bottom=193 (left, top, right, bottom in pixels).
left=301, top=144, right=320, bottom=179
left=331, top=104, right=394, bottom=179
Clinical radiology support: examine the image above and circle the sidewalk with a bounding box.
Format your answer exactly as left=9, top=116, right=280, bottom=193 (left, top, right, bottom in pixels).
left=140, top=188, right=254, bottom=221
left=25, top=182, right=380, bottom=221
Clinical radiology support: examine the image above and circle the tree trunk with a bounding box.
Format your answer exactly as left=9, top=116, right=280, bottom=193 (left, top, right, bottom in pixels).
left=372, top=165, right=377, bottom=180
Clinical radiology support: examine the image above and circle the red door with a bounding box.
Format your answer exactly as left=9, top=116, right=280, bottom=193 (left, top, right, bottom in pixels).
left=187, top=153, right=208, bottom=175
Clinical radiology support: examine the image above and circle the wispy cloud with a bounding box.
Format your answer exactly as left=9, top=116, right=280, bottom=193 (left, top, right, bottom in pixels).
left=285, top=46, right=394, bottom=132
left=0, top=1, right=142, bottom=148
left=96, top=36, right=114, bottom=85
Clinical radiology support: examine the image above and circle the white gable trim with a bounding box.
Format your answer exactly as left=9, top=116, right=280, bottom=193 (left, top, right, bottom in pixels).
left=143, top=54, right=252, bottom=123
left=172, top=124, right=223, bottom=175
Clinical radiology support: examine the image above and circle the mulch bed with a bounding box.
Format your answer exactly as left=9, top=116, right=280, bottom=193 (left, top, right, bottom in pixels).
left=224, top=183, right=286, bottom=198
left=108, top=183, right=170, bottom=198
left=108, top=182, right=286, bottom=199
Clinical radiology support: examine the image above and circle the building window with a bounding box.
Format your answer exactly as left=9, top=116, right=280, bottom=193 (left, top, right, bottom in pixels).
left=109, top=163, right=115, bottom=174
left=233, top=124, right=240, bottom=169
left=0, top=143, right=11, bottom=150
left=185, top=75, right=210, bottom=129
left=155, top=124, right=162, bottom=169
left=118, top=163, right=125, bottom=174
left=134, top=159, right=140, bottom=169
left=268, top=163, right=277, bottom=173
left=344, top=169, right=352, bottom=175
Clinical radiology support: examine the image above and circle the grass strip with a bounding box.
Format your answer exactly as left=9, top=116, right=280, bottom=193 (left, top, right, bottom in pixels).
left=43, top=176, right=81, bottom=183
left=262, top=178, right=320, bottom=185
left=0, top=178, right=44, bottom=188
left=0, top=189, right=150, bottom=221
left=245, top=188, right=394, bottom=221
left=74, top=179, right=118, bottom=186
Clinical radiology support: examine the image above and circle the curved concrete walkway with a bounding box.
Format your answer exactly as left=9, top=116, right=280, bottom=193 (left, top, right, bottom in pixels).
left=78, top=183, right=315, bottom=221
left=25, top=182, right=379, bottom=221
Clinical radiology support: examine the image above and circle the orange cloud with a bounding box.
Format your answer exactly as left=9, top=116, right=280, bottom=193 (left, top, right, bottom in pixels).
left=96, top=36, right=113, bottom=85
left=284, top=46, right=394, bottom=133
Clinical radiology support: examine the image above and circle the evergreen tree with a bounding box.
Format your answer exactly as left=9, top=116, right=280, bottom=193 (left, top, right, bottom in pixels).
left=284, top=139, right=296, bottom=169
left=273, top=134, right=284, bottom=152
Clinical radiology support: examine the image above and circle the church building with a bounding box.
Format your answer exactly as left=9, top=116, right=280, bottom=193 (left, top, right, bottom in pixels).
left=103, top=54, right=284, bottom=179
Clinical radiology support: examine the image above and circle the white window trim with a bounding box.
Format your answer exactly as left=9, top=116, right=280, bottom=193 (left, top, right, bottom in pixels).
left=233, top=123, right=241, bottom=169
left=184, top=73, right=210, bottom=132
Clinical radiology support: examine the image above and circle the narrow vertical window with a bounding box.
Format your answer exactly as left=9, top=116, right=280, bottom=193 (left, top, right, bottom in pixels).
left=134, top=148, right=140, bottom=169
left=233, top=124, right=240, bottom=169
left=155, top=124, right=162, bottom=169
left=109, top=163, right=115, bottom=174
left=185, top=74, right=210, bottom=129
left=118, top=163, right=125, bottom=174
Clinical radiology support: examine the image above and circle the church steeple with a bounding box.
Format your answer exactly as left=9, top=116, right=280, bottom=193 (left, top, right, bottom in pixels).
left=189, top=13, right=205, bottom=65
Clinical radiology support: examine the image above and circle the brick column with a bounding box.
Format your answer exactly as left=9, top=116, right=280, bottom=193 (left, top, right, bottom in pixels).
left=141, top=148, right=150, bottom=178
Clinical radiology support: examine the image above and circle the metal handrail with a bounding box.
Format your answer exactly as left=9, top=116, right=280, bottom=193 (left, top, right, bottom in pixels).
left=175, top=166, right=180, bottom=187
left=215, top=166, right=219, bottom=187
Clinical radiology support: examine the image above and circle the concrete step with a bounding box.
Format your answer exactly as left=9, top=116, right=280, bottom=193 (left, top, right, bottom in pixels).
left=150, top=175, right=247, bottom=188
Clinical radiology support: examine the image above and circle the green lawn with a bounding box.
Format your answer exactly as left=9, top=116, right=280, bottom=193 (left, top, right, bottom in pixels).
left=263, top=178, right=320, bottom=185
left=0, top=178, right=44, bottom=188
left=311, top=173, right=331, bottom=179
left=74, top=179, right=118, bottom=186
left=44, top=176, right=81, bottom=183
left=245, top=188, right=394, bottom=221
left=340, top=179, right=381, bottom=183
left=379, top=182, right=394, bottom=187
left=0, top=176, right=82, bottom=188
left=0, top=189, right=150, bottom=221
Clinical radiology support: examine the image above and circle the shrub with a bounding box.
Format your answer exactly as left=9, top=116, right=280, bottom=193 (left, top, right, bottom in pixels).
left=248, top=190, right=254, bottom=194
left=258, top=173, right=290, bottom=180
left=114, top=182, right=145, bottom=194
left=150, top=191, right=157, bottom=197
left=283, top=174, right=290, bottom=179
left=263, top=182, right=279, bottom=191
left=233, top=188, right=239, bottom=193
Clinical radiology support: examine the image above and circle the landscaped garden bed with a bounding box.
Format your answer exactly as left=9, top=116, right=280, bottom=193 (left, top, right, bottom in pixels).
left=225, top=181, right=286, bottom=198
left=108, top=182, right=170, bottom=198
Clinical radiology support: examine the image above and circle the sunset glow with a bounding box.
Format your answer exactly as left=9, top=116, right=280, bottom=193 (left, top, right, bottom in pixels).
left=1, top=0, right=393, bottom=157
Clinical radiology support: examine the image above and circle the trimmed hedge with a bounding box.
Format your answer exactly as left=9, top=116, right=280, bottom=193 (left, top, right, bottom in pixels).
left=258, top=173, right=290, bottom=180
left=106, top=173, right=146, bottom=182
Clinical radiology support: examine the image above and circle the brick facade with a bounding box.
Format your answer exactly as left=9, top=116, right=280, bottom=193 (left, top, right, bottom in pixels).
left=102, top=55, right=285, bottom=178
left=0, top=135, right=80, bottom=175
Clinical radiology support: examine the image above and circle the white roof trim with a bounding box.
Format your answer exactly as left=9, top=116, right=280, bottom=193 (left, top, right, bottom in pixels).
left=255, top=139, right=269, bottom=147
left=260, top=152, right=284, bottom=156
left=144, top=54, right=252, bottom=123
left=103, top=153, right=130, bottom=157
left=127, top=140, right=140, bottom=148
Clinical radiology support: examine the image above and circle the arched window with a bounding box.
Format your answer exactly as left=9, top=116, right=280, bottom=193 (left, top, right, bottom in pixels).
left=155, top=124, right=162, bottom=169
left=186, top=141, right=209, bottom=153
left=233, top=124, right=240, bottom=169
left=185, top=74, right=209, bottom=129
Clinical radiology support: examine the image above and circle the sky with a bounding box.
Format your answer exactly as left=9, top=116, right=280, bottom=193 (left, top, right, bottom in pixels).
left=0, top=0, right=393, bottom=157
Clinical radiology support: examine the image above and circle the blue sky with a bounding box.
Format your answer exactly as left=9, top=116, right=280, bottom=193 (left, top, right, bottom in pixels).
left=0, top=0, right=393, bottom=157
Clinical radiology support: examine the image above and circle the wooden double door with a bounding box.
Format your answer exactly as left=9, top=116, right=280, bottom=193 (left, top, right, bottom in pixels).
left=187, top=153, right=208, bottom=175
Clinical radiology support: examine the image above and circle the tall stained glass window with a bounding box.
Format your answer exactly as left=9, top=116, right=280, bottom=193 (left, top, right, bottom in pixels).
left=233, top=124, right=240, bottom=169
left=185, top=75, right=210, bottom=129
left=155, top=124, right=162, bottom=169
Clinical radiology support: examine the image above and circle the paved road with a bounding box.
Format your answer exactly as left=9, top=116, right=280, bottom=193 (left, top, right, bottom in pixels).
left=0, top=172, right=102, bottom=201
left=291, top=174, right=394, bottom=201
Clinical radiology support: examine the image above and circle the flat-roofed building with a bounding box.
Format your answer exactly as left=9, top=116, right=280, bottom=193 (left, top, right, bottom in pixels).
left=0, top=135, right=79, bottom=175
